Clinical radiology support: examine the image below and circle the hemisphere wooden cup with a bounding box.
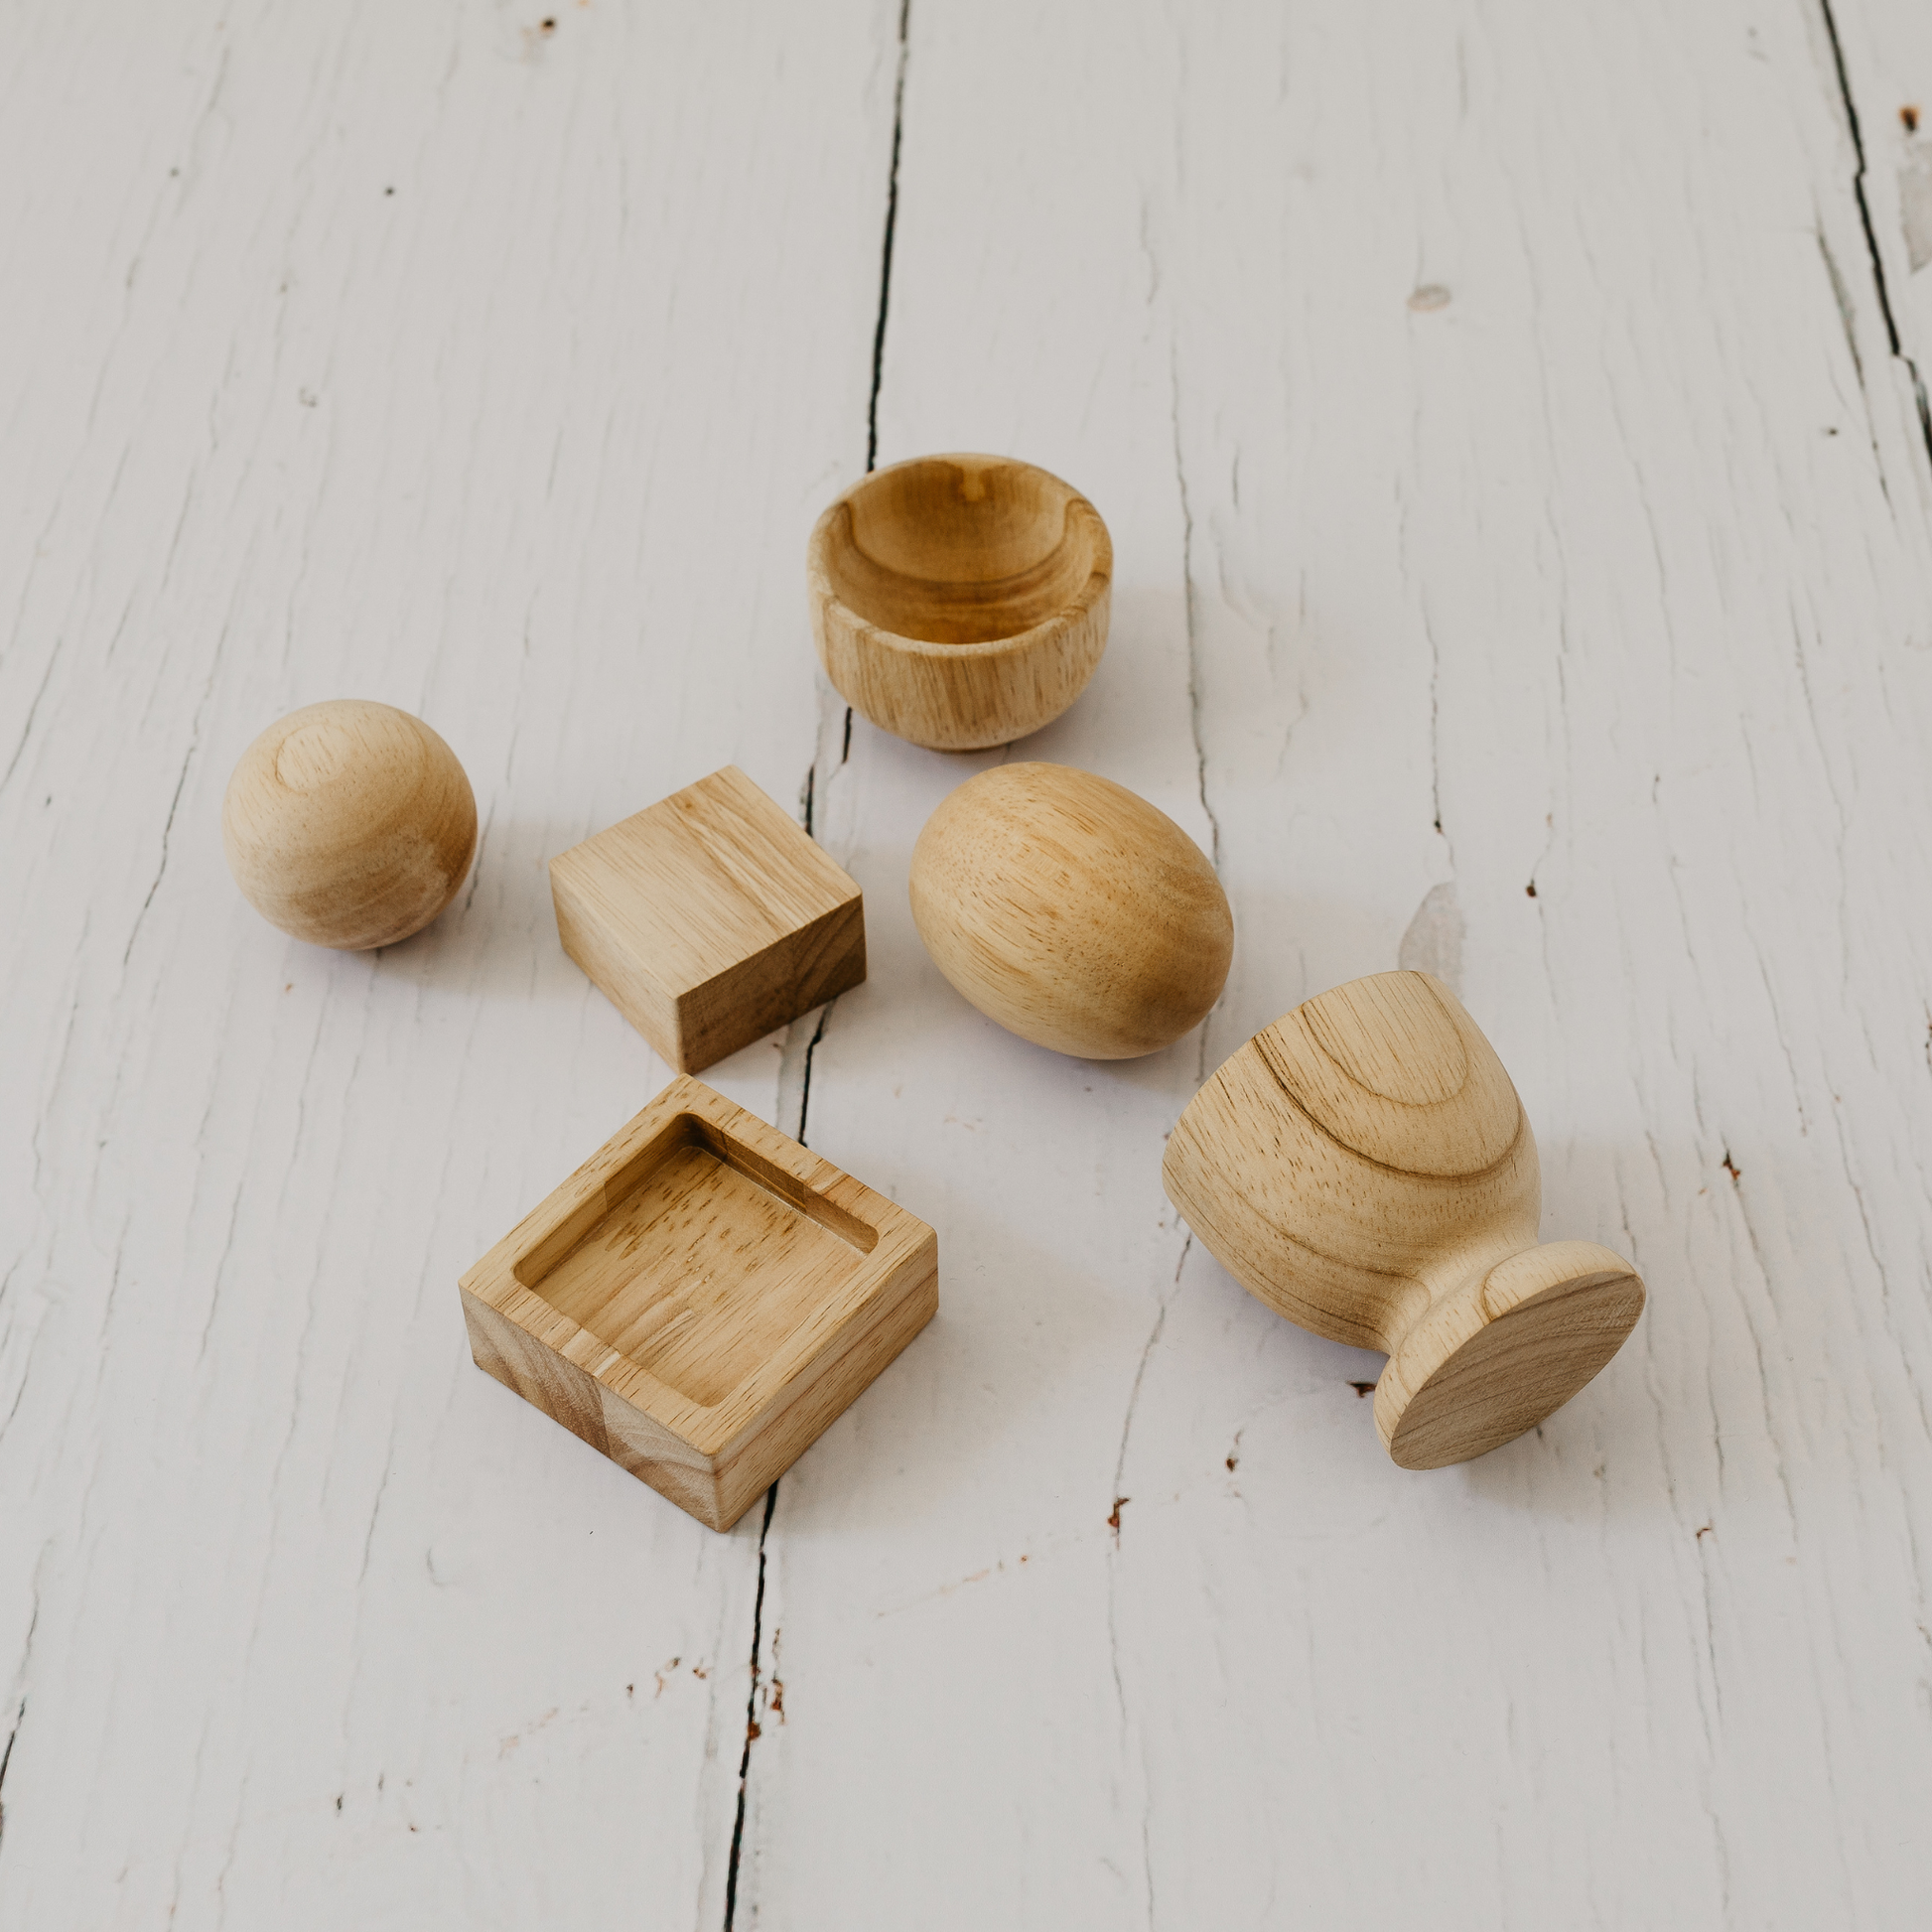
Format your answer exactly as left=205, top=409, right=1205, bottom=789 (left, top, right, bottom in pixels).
left=909, top=761, right=1232, bottom=1058
left=221, top=699, right=478, bottom=951
left=806, top=454, right=1112, bottom=752
left=1163, top=970, right=1645, bottom=1467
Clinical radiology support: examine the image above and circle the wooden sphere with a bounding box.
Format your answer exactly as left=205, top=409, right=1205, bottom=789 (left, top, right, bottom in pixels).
left=1163, top=971, right=1646, bottom=1468
left=806, top=454, right=1112, bottom=752
left=221, top=700, right=478, bottom=950
left=908, top=762, right=1232, bottom=1059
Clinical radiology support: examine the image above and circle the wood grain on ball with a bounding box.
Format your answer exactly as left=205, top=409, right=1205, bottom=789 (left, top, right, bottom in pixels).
left=221, top=700, right=478, bottom=951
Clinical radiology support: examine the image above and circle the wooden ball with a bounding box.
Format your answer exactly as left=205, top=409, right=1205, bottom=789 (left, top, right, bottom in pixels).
left=807, top=454, right=1112, bottom=752
left=221, top=700, right=478, bottom=951
left=908, top=762, right=1232, bottom=1059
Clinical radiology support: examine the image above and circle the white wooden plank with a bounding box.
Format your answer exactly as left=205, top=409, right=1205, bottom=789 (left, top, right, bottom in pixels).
left=736, top=2, right=1932, bottom=1927
left=1824, top=0, right=1932, bottom=432
left=7, top=0, right=1932, bottom=1925
left=0, top=1, right=897, bottom=1924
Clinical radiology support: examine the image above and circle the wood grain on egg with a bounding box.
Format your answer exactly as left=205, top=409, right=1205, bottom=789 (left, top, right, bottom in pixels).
left=908, top=761, right=1231, bottom=1058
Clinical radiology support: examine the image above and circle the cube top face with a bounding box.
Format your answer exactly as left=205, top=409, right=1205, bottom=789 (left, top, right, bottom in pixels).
left=550, top=765, right=866, bottom=1072
left=461, top=1077, right=936, bottom=1506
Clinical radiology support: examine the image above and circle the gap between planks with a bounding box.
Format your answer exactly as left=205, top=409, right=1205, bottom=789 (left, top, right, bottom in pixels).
left=722, top=6, right=913, bottom=1924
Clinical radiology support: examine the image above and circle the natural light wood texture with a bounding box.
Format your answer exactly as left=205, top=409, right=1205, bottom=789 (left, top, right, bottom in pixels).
left=1164, top=971, right=1645, bottom=1467
left=10, top=2, right=1932, bottom=1925
left=220, top=700, right=477, bottom=950
left=907, top=761, right=1231, bottom=1059
left=550, top=765, right=866, bottom=1074
left=461, top=1077, right=937, bottom=1532
left=807, top=453, right=1111, bottom=750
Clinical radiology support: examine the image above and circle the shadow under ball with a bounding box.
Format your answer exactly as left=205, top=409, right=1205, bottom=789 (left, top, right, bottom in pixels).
left=222, top=700, right=478, bottom=950
left=807, top=454, right=1111, bottom=752
left=909, top=762, right=1232, bottom=1059
left=1164, top=970, right=1646, bottom=1469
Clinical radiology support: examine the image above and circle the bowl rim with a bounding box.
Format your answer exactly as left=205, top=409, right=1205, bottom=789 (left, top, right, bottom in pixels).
left=806, top=451, right=1113, bottom=660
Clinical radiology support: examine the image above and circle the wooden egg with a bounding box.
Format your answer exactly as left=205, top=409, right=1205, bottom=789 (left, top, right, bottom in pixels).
left=806, top=454, right=1111, bottom=752
left=221, top=700, right=478, bottom=950
left=1163, top=971, right=1647, bottom=1468
left=908, top=762, right=1232, bottom=1059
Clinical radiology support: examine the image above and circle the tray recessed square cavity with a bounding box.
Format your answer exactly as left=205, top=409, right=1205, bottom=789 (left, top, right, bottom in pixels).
left=550, top=764, right=866, bottom=1074
left=460, top=1076, right=937, bottom=1530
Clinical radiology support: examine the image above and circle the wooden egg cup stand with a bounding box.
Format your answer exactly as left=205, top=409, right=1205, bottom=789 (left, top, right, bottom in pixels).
left=1165, top=971, right=1645, bottom=1468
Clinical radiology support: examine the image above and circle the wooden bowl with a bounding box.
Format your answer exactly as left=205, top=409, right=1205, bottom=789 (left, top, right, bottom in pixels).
left=222, top=699, right=478, bottom=950
left=1163, top=971, right=1646, bottom=1468
left=909, top=762, right=1231, bottom=1058
left=806, top=454, right=1112, bottom=752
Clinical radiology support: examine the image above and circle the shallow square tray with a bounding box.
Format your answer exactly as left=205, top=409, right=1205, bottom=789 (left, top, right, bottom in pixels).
left=460, top=1076, right=937, bottom=1529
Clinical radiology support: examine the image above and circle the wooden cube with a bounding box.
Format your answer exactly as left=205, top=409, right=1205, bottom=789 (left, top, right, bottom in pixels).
left=550, top=765, right=866, bottom=1074
left=460, top=1076, right=937, bottom=1530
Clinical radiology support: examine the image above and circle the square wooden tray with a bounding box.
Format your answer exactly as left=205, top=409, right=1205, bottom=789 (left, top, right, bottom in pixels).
left=460, top=1077, right=937, bottom=1530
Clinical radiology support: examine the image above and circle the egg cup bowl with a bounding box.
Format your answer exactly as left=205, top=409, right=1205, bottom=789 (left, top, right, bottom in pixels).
left=806, top=454, right=1112, bottom=753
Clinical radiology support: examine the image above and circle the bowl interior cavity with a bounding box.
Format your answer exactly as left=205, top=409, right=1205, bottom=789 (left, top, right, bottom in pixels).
left=828, top=458, right=1097, bottom=645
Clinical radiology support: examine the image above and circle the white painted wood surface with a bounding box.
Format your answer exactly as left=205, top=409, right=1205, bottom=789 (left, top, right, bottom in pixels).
left=4, top=1, right=1931, bottom=1925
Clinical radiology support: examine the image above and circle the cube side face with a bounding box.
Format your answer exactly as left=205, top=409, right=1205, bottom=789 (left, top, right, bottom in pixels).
left=674, top=891, right=867, bottom=1072
left=550, top=856, right=683, bottom=1063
